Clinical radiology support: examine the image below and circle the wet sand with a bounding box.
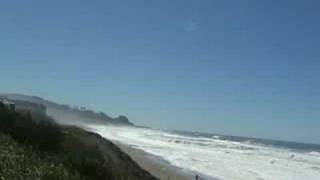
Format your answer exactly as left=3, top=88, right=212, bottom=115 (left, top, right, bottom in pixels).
left=117, top=143, right=196, bottom=180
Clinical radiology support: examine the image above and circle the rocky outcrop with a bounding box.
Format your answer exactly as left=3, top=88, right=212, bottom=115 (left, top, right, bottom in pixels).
left=113, top=115, right=134, bottom=126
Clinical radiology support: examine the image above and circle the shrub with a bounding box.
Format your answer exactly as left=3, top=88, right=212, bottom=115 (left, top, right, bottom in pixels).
left=0, top=133, right=85, bottom=180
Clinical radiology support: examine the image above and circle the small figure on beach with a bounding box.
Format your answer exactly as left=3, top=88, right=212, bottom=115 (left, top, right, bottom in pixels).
left=195, top=174, right=199, bottom=180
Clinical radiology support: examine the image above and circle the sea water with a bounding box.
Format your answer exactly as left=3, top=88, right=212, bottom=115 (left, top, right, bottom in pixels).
left=87, top=125, right=320, bottom=180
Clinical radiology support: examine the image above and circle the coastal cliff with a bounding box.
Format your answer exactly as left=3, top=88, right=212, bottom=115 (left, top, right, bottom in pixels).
left=0, top=100, right=157, bottom=180
left=1, top=93, right=134, bottom=126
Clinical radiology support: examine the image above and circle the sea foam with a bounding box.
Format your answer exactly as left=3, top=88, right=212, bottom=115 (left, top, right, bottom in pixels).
left=88, top=125, right=320, bottom=180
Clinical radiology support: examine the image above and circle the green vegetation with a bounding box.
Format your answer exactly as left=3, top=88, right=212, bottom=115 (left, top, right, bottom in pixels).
left=0, top=133, right=84, bottom=180
left=0, top=102, right=156, bottom=180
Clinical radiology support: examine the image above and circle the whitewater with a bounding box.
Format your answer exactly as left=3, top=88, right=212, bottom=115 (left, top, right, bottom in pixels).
left=87, top=125, right=320, bottom=180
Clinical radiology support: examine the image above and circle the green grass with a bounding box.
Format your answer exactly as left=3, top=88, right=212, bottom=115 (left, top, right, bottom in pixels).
left=0, top=132, right=85, bottom=180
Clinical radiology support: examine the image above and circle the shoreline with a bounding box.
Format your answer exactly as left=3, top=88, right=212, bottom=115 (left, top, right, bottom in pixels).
left=115, top=141, right=217, bottom=180
left=116, top=142, right=195, bottom=180
left=84, top=125, right=217, bottom=180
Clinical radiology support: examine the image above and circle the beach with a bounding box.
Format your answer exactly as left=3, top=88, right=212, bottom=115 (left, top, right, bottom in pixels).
left=88, top=125, right=320, bottom=180
left=117, top=143, right=196, bottom=180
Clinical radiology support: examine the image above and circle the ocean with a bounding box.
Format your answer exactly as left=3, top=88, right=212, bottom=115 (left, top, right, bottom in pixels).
left=88, top=125, right=320, bottom=180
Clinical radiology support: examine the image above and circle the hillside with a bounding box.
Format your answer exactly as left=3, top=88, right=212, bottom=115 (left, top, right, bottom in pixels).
left=0, top=132, right=84, bottom=180
left=1, top=93, right=134, bottom=126
left=0, top=101, right=157, bottom=180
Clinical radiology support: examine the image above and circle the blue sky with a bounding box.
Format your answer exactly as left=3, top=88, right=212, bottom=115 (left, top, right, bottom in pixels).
left=0, top=0, right=319, bottom=144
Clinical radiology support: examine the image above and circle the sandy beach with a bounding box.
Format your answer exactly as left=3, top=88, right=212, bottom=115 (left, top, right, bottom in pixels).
left=117, top=143, right=197, bottom=180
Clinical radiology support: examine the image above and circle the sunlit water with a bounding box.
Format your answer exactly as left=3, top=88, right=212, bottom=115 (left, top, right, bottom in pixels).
left=87, top=125, right=320, bottom=180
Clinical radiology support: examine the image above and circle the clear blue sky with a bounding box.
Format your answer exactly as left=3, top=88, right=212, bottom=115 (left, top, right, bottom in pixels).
left=0, top=0, right=319, bottom=144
